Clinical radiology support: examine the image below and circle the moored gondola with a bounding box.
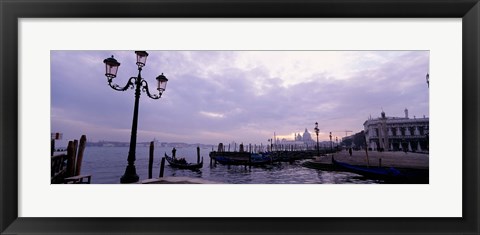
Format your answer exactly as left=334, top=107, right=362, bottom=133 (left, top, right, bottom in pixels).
left=331, top=156, right=402, bottom=181
left=165, top=153, right=203, bottom=170
left=209, top=152, right=272, bottom=166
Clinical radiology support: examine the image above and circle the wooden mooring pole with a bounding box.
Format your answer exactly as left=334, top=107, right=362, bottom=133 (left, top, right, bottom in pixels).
left=75, top=135, right=87, bottom=176
left=148, top=141, right=154, bottom=179
left=159, top=157, right=165, bottom=178
left=51, top=139, right=55, bottom=157
left=72, top=139, right=78, bottom=171
left=364, top=134, right=370, bottom=168
left=197, top=146, right=200, bottom=164
left=66, top=141, right=75, bottom=177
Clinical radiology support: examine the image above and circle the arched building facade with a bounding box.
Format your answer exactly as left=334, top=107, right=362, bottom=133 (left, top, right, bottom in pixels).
left=363, top=109, right=429, bottom=152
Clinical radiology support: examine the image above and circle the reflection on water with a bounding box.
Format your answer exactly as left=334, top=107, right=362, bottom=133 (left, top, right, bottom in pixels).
left=80, top=146, right=379, bottom=184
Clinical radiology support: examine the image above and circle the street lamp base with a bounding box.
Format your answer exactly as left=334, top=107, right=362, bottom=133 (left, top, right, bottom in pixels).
left=120, top=164, right=139, bottom=183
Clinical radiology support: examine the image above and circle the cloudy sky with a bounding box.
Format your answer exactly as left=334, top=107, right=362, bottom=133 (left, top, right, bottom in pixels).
left=51, top=50, right=429, bottom=145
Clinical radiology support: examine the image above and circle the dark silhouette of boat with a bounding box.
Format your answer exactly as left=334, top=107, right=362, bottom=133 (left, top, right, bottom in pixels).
left=165, top=153, right=203, bottom=170
left=332, top=156, right=402, bottom=181
left=303, top=156, right=428, bottom=183
left=209, top=152, right=271, bottom=166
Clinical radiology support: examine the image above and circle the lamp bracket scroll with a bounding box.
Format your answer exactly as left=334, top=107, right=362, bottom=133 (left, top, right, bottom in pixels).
left=108, top=77, right=136, bottom=92
left=141, top=80, right=163, bottom=99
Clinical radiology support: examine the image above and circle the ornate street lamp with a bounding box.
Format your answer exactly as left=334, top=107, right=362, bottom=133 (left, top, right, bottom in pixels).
left=268, top=138, right=273, bottom=152
left=103, top=51, right=168, bottom=183
left=314, top=122, right=320, bottom=156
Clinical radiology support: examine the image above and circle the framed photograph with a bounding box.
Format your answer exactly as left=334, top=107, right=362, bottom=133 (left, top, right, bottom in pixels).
left=1, top=0, right=478, bottom=234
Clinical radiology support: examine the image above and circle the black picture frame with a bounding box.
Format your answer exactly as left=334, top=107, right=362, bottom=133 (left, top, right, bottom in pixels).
left=1, top=0, right=478, bottom=234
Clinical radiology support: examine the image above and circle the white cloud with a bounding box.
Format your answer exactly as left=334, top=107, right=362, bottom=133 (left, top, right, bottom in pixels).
left=199, top=111, right=225, bottom=118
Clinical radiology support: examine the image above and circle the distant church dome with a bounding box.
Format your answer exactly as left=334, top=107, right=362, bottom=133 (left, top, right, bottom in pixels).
left=302, top=128, right=313, bottom=142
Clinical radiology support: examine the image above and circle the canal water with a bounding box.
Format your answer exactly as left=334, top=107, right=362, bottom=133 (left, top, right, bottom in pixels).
left=80, top=146, right=379, bottom=184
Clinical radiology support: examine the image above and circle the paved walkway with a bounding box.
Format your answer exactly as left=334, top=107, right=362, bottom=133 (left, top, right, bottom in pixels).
left=140, top=177, right=219, bottom=184
left=313, top=150, right=429, bottom=169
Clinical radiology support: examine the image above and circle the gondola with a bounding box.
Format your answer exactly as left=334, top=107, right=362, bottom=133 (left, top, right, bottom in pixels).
left=213, top=156, right=271, bottom=166
left=331, top=156, right=402, bottom=181
left=210, top=152, right=272, bottom=166
left=165, top=153, right=203, bottom=170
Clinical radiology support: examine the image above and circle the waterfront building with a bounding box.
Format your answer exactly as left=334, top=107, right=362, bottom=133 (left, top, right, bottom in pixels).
left=341, top=135, right=355, bottom=147
left=364, top=109, right=429, bottom=152
left=293, top=129, right=314, bottom=144
left=295, top=133, right=302, bottom=141
left=275, top=128, right=316, bottom=150
left=302, top=128, right=313, bottom=142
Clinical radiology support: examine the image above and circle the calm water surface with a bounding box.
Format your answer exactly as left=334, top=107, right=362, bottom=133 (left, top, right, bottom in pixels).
left=80, top=146, right=379, bottom=184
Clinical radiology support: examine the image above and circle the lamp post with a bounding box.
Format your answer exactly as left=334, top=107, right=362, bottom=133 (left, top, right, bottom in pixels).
left=426, top=73, right=429, bottom=88
left=268, top=139, right=273, bottom=152
left=329, top=132, right=333, bottom=151
left=314, top=122, right=320, bottom=157
left=103, top=51, right=168, bottom=184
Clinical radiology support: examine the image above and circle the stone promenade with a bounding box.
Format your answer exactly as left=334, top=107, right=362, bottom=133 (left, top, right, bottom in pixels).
left=313, top=149, right=429, bottom=169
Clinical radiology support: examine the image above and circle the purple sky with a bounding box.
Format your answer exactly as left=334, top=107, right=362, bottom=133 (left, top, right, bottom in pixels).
left=51, top=50, right=429, bottom=145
